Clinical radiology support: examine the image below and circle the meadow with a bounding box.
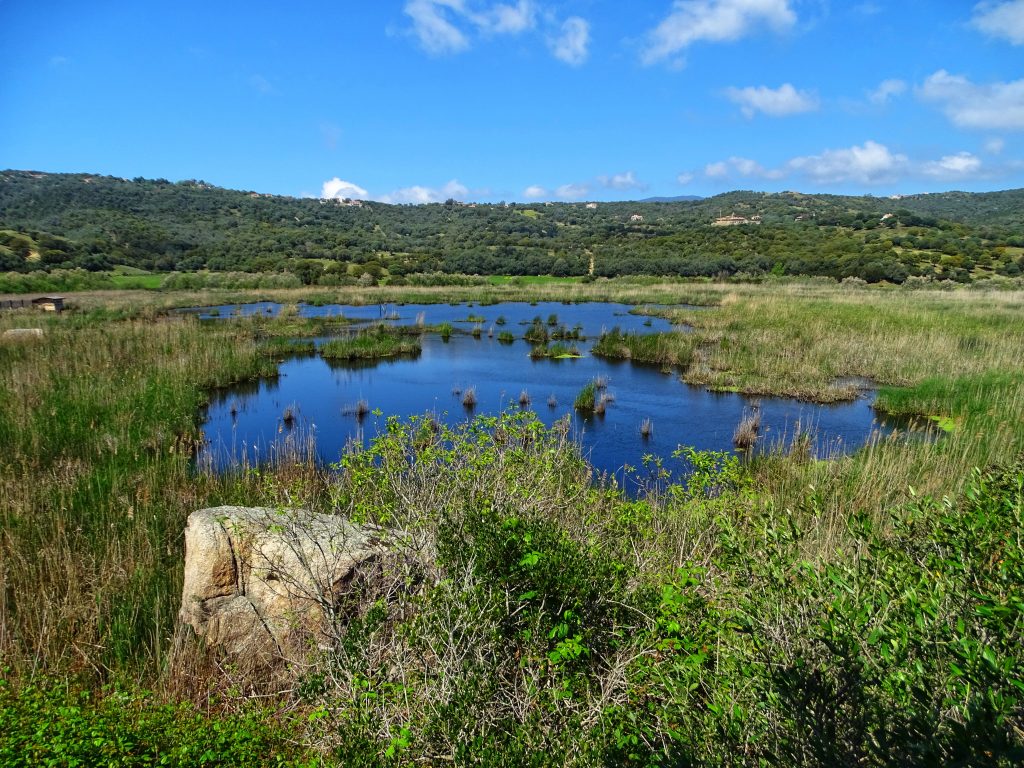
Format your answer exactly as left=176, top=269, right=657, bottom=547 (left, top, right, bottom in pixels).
left=0, top=278, right=1021, bottom=766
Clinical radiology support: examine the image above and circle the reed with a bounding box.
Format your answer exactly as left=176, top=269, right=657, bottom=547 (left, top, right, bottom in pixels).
left=0, top=312, right=292, bottom=682
left=319, top=326, right=421, bottom=360
left=574, top=381, right=597, bottom=412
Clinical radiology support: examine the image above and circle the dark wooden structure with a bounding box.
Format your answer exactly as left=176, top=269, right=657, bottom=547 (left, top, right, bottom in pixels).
left=0, top=296, right=65, bottom=313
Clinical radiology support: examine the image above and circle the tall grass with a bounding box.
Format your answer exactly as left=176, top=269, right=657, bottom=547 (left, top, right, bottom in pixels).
left=592, top=327, right=697, bottom=369
left=0, top=312, right=296, bottom=682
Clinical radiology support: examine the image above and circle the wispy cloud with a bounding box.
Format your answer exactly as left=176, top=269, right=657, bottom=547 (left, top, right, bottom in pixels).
left=377, top=179, right=469, bottom=204
left=985, top=137, right=1006, bottom=154
left=676, top=172, right=695, bottom=185
left=548, top=16, right=590, bottom=66
left=970, top=0, right=1024, bottom=45
left=403, top=0, right=471, bottom=54
left=402, top=0, right=586, bottom=64
left=641, top=0, right=796, bottom=67
left=528, top=171, right=648, bottom=200
left=724, top=83, right=818, bottom=118
left=868, top=78, right=906, bottom=105
left=249, top=74, right=275, bottom=94
left=700, top=141, right=904, bottom=184
left=555, top=182, right=590, bottom=199
left=921, top=152, right=983, bottom=179
left=320, top=123, right=342, bottom=151
left=483, top=0, right=537, bottom=34
left=918, top=70, right=1024, bottom=131
left=321, top=178, right=369, bottom=199
left=597, top=170, right=647, bottom=191
left=853, top=2, right=883, bottom=15
left=704, top=156, right=785, bottom=180
left=694, top=140, right=995, bottom=186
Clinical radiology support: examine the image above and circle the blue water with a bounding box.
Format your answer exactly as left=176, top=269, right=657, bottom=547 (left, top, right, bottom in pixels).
left=181, top=300, right=679, bottom=336
left=195, top=302, right=897, bottom=492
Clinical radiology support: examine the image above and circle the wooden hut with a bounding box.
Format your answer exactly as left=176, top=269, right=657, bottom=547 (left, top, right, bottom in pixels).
left=31, top=296, right=64, bottom=312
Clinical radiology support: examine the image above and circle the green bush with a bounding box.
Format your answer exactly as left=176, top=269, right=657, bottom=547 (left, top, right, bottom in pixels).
left=0, top=682, right=314, bottom=767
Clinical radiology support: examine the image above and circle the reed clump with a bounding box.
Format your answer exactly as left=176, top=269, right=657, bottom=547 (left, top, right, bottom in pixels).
left=574, top=381, right=597, bottom=412
left=732, top=406, right=761, bottom=452
left=529, top=342, right=581, bottom=359
left=319, top=326, right=421, bottom=361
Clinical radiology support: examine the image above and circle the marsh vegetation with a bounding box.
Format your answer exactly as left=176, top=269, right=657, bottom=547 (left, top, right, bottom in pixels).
left=1, top=279, right=1022, bottom=765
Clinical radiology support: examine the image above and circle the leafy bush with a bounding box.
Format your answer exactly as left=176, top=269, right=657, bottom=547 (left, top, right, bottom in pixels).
left=0, top=682, right=314, bottom=767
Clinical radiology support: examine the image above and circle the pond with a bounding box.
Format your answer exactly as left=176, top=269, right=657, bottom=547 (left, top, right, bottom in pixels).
left=192, top=301, right=901, bottom=490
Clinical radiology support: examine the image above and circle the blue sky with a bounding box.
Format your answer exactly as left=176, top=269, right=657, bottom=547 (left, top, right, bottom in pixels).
left=1, top=1, right=1022, bottom=201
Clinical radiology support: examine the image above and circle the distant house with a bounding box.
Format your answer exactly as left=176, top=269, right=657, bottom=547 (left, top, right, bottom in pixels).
left=630, top=213, right=644, bottom=222
left=712, top=214, right=750, bottom=227
left=585, top=202, right=598, bottom=209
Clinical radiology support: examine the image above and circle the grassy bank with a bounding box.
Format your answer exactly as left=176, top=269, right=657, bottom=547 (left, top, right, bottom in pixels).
left=591, top=328, right=698, bottom=369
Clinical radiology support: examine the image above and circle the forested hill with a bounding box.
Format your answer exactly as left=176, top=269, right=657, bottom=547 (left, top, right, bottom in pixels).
left=2, top=170, right=1023, bottom=285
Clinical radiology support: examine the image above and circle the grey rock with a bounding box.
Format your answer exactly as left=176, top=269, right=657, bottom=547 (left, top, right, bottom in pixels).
left=179, top=506, right=391, bottom=671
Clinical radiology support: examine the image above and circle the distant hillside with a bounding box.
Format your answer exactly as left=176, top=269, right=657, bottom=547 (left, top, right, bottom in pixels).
left=1, top=170, right=1022, bottom=287
left=638, top=195, right=704, bottom=203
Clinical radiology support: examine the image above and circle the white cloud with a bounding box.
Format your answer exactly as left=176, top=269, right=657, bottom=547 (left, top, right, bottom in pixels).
left=404, top=0, right=471, bottom=54
left=523, top=184, right=548, bottom=198
left=922, top=152, right=983, bottom=178
left=376, top=179, right=469, bottom=204
left=787, top=140, right=908, bottom=184
left=703, top=156, right=783, bottom=179
left=985, top=137, right=1006, bottom=154
left=868, top=78, right=907, bottom=105
left=918, top=70, right=1024, bottom=131
left=699, top=141, right=993, bottom=186
left=971, top=0, right=1024, bottom=45
left=724, top=83, right=818, bottom=117
left=549, top=16, right=589, bottom=66
left=641, top=0, right=796, bottom=66
left=321, top=177, right=369, bottom=199
left=481, top=0, right=537, bottom=34
left=404, top=0, right=538, bottom=54
left=597, top=170, right=647, bottom=191
left=676, top=172, right=695, bottom=184
left=555, top=183, right=589, bottom=199
left=704, top=161, right=730, bottom=178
